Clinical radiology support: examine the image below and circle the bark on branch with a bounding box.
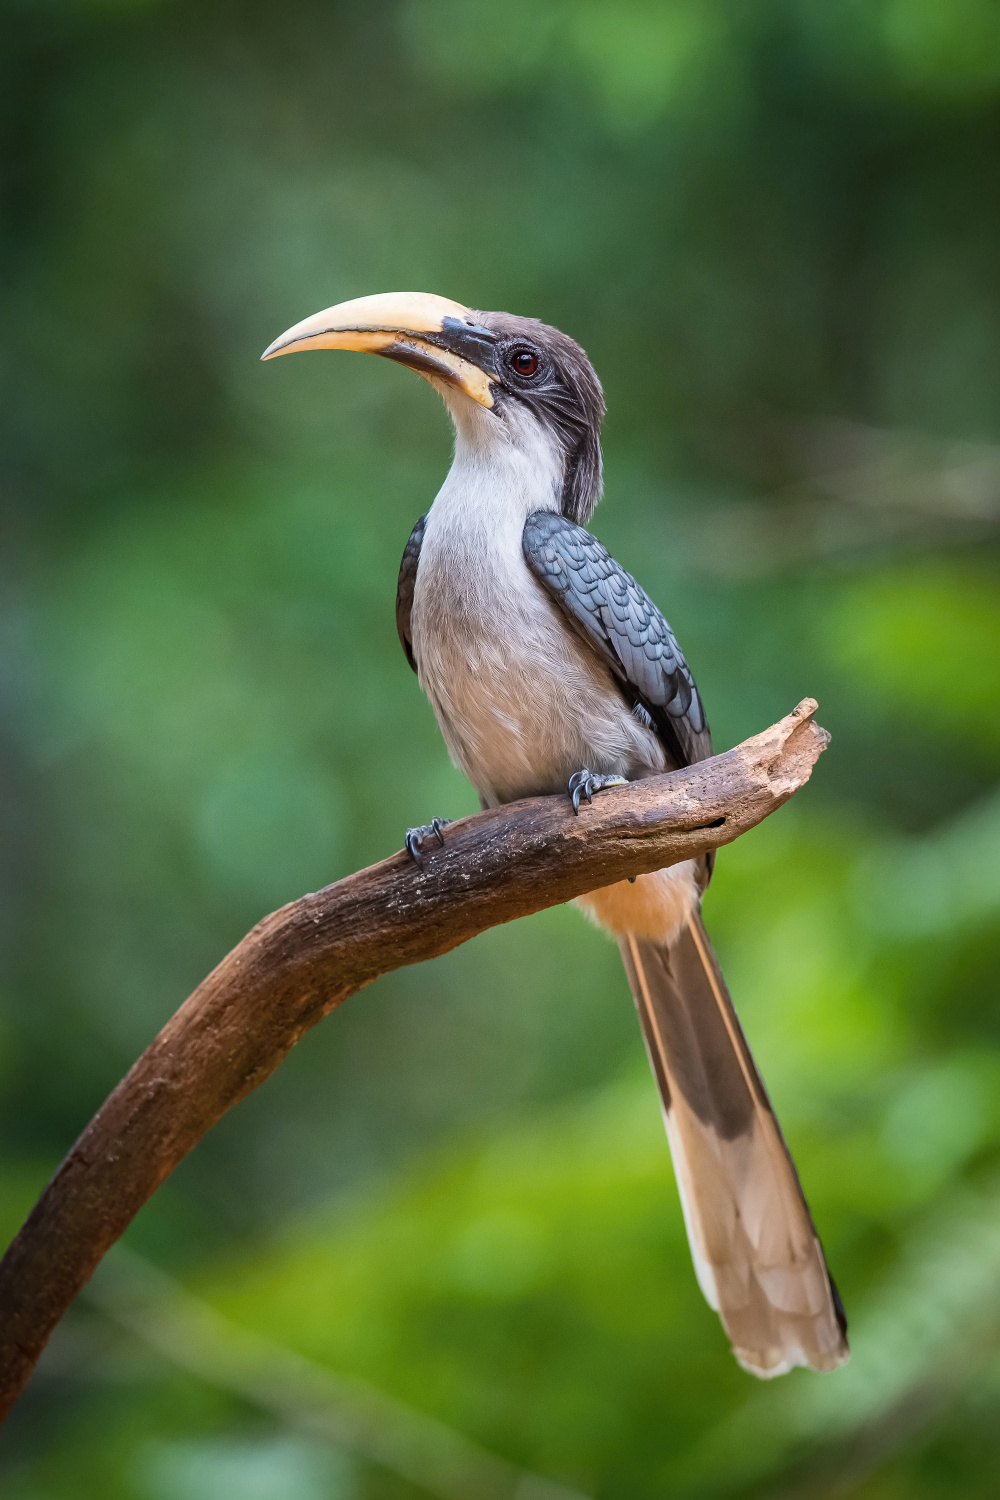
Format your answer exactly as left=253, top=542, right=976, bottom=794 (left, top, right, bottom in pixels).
left=0, top=699, right=829, bottom=1420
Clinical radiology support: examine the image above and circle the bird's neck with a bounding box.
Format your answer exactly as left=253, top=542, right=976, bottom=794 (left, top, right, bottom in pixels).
left=429, top=398, right=565, bottom=557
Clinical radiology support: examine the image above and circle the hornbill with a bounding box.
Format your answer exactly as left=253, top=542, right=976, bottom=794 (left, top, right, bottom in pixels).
left=262, top=292, right=849, bottom=1378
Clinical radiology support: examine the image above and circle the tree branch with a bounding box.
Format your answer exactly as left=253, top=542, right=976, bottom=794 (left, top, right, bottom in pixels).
left=0, top=699, right=829, bottom=1421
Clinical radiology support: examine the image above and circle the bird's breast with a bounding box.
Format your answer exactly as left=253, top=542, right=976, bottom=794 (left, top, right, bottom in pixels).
left=410, top=518, right=664, bottom=806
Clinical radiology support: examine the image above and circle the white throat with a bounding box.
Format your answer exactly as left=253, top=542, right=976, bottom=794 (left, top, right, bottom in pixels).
left=428, top=386, right=565, bottom=548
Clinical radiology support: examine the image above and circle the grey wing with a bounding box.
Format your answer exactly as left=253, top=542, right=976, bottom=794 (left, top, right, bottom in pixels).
left=523, top=509, right=712, bottom=770
left=395, top=514, right=427, bottom=673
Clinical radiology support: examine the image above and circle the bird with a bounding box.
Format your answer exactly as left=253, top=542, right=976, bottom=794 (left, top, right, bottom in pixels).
left=261, top=292, right=849, bottom=1378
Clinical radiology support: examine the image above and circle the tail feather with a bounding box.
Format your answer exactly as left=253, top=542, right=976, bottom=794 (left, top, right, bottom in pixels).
left=619, top=915, right=848, bottom=1377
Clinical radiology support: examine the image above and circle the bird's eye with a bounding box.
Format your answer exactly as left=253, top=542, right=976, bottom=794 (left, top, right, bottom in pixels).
left=510, top=348, right=539, bottom=377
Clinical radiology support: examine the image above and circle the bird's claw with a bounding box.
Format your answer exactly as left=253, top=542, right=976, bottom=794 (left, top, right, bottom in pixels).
left=567, top=769, right=628, bottom=815
left=404, top=817, right=451, bottom=865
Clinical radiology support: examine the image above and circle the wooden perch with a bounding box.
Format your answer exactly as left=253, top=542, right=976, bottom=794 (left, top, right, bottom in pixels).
left=0, top=699, right=829, bottom=1421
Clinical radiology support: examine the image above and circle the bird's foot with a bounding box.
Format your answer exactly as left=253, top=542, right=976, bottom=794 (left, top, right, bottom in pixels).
left=404, top=817, right=451, bottom=865
left=567, top=769, right=628, bottom=815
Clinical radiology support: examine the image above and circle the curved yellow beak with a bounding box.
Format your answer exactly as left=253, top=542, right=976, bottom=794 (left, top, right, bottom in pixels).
left=261, top=291, right=497, bottom=409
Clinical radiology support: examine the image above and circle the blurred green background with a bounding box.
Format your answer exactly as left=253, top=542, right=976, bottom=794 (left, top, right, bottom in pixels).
left=2, top=0, right=1000, bottom=1495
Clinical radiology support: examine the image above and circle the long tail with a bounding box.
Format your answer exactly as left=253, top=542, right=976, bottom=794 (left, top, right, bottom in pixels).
left=619, top=914, right=849, bottom=1377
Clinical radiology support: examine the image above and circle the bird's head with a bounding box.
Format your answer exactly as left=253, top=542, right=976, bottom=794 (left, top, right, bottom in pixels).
left=262, top=292, right=605, bottom=523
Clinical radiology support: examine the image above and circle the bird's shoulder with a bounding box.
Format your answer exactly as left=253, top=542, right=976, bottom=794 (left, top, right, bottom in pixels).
left=522, top=509, right=712, bottom=768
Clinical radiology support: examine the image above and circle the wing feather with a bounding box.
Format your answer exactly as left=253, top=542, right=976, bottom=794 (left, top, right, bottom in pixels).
left=523, top=510, right=711, bottom=769
left=395, top=514, right=427, bottom=673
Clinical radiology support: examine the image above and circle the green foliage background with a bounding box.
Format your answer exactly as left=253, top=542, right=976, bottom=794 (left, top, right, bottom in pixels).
left=2, top=0, right=1000, bottom=1495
